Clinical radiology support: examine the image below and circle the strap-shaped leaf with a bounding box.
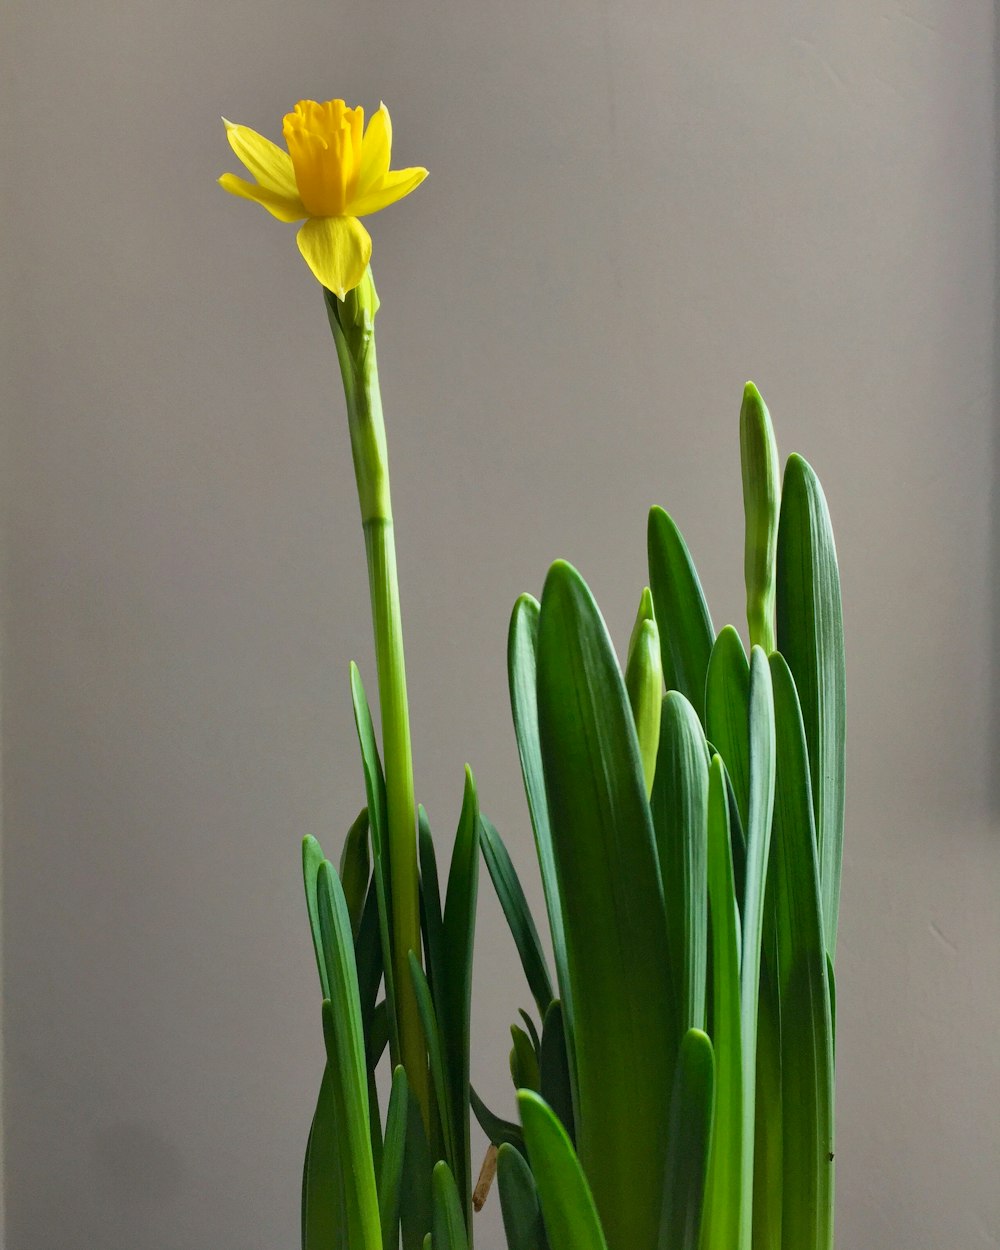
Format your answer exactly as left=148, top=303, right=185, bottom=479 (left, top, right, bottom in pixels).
left=536, top=560, right=673, bottom=1250
left=340, top=808, right=372, bottom=939
left=700, top=756, right=743, bottom=1250
left=738, top=648, right=775, bottom=1247
left=659, top=1029, right=715, bottom=1250
left=418, top=805, right=445, bottom=1004
left=316, top=861, right=382, bottom=1250
left=401, top=1084, right=434, bottom=1250
left=470, top=1085, right=525, bottom=1152
left=539, top=1001, right=575, bottom=1145
left=510, top=1023, right=541, bottom=1092
left=497, top=1143, right=550, bottom=1250
left=480, top=814, right=554, bottom=1017
left=769, top=653, right=835, bottom=1250
left=751, top=957, right=782, bottom=1250
left=741, top=382, right=781, bottom=653
left=776, top=454, right=845, bottom=961
left=302, top=1064, right=347, bottom=1250
left=302, top=836, right=332, bottom=1000
left=440, top=767, right=480, bottom=1232
left=508, top=595, right=573, bottom=1062
left=705, top=625, right=751, bottom=834
left=518, top=1091, right=609, bottom=1250
left=432, top=1161, right=469, bottom=1250
left=379, top=1065, right=409, bottom=1250
left=647, top=506, right=715, bottom=721
left=408, top=951, right=454, bottom=1171
left=350, top=662, right=399, bottom=1062
left=651, top=690, right=709, bottom=1034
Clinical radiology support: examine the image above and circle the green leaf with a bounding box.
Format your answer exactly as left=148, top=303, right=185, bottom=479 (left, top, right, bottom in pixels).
left=440, top=767, right=480, bottom=1231
left=350, top=662, right=399, bottom=1063
left=751, top=956, right=782, bottom=1250
left=302, top=1064, right=347, bottom=1250
left=302, top=835, right=332, bottom=1000
left=497, top=1143, right=550, bottom=1250
left=408, top=950, right=455, bottom=1172
left=401, top=1084, right=434, bottom=1250
left=379, top=1065, right=409, bottom=1250
left=418, top=805, right=446, bottom=1005
left=536, top=560, right=673, bottom=1250
left=432, top=1161, right=470, bottom=1250
left=316, top=861, right=382, bottom=1250
left=705, top=625, right=751, bottom=835
left=470, top=1085, right=525, bottom=1152
left=647, top=506, right=715, bottom=721
left=651, top=690, right=709, bottom=1034
left=508, top=595, right=573, bottom=1064
left=741, top=382, right=781, bottom=653
left=539, top=1000, right=575, bottom=1145
left=480, top=814, right=554, bottom=1017
left=340, top=808, right=372, bottom=940
left=776, top=454, right=845, bottom=961
left=659, top=1029, right=715, bottom=1250
left=518, top=1008, right=541, bottom=1057
left=769, top=653, right=835, bottom=1250
left=510, top=1023, right=541, bottom=1092
left=699, top=757, right=743, bottom=1250
left=518, top=1090, right=609, bottom=1250
left=738, top=648, right=776, bottom=1248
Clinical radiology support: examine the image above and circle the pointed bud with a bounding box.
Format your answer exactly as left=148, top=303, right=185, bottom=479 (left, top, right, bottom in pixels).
left=625, top=590, right=663, bottom=797
left=740, top=382, right=780, bottom=653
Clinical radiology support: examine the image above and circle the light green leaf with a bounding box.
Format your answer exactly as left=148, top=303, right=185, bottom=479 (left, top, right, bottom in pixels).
left=518, top=1090, right=609, bottom=1250
left=625, top=594, right=663, bottom=796
left=738, top=648, right=775, bottom=1248
left=510, top=1023, right=541, bottom=1093
left=741, top=382, right=781, bottom=653
left=302, top=835, right=332, bottom=1000
left=432, top=1161, right=469, bottom=1250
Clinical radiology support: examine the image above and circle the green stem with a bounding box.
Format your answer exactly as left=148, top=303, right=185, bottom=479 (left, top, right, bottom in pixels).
left=326, top=272, right=430, bottom=1128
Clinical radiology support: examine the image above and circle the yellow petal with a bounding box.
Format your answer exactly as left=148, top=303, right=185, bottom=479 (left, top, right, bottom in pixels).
left=223, top=119, right=298, bottom=198
left=347, top=166, right=428, bottom=217
left=296, top=216, right=372, bottom=298
left=356, top=103, right=392, bottom=196
left=218, top=172, right=306, bottom=223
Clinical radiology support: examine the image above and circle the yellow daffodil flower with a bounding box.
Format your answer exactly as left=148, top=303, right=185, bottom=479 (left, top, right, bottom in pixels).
left=219, top=100, right=427, bottom=299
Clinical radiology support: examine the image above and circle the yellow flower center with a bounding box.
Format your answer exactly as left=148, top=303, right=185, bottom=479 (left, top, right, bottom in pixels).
left=282, top=99, right=364, bottom=217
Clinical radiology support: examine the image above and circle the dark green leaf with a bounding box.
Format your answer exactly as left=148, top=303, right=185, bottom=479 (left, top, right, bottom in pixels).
left=651, top=690, right=709, bottom=1034
left=432, top=1161, right=469, bottom=1250
left=379, top=1065, right=409, bottom=1250
left=776, top=454, right=845, bottom=961
left=480, top=814, right=554, bottom=1018
left=705, top=625, right=751, bottom=834
left=470, top=1085, right=525, bottom=1152
left=647, top=506, right=715, bottom=721
left=340, top=808, right=371, bottom=940
left=536, top=560, right=673, bottom=1250
left=659, top=1029, right=715, bottom=1250
left=498, top=1143, right=549, bottom=1250
left=539, top=1000, right=575, bottom=1145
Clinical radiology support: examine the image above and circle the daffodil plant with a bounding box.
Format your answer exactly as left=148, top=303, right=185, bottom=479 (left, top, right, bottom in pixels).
left=220, top=96, right=845, bottom=1250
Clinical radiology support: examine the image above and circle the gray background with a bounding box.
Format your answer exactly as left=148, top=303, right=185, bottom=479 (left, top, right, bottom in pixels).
left=2, top=1, right=998, bottom=1247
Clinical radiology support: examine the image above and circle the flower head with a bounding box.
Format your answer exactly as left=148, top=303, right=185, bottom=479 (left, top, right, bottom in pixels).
left=219, top=100, right=427, bottom=298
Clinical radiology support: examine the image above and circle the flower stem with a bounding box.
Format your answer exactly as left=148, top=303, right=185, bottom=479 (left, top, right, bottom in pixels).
left=326, top=272, right=429, bottom=1126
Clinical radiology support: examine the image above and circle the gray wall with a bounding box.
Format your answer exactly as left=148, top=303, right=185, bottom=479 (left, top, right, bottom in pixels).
left=3, top=2, right=998, bottom=1247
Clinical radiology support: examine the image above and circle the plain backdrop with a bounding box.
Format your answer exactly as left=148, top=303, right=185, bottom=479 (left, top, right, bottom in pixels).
left=2, top=2, right=999, bottom=1247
